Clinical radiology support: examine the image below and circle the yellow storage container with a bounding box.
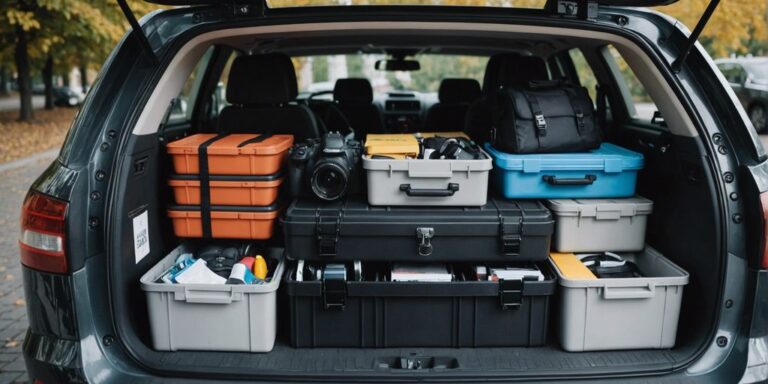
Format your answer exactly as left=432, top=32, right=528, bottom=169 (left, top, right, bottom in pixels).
left=364, top=134, right=420, bottom=157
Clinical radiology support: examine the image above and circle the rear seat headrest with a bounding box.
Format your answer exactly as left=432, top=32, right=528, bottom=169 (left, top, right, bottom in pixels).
left=482, top=53, right=549, bottom=95
left=226, top=53, right=298, bottom=105
left=334, top=78, right=374, bottom=104
left=438, top=78, right=481, bottom=104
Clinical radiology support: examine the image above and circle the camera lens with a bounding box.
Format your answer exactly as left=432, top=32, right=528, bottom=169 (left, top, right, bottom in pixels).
left=311, top=162, right=349, bottom=201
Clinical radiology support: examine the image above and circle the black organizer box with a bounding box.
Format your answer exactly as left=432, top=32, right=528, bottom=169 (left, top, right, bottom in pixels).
left=285, top=262, right=555, bottom=348
left=281, top=196, right=554, bottom=261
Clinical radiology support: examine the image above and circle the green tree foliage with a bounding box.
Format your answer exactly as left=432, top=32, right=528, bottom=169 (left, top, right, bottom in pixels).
left=0, top=0, right=154, bottom=120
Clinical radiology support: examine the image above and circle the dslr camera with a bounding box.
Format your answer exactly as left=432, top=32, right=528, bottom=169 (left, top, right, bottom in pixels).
left=289, top=132, right=363, bottom=201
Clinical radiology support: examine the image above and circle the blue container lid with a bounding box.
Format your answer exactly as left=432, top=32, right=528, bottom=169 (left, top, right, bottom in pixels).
left=484, top=143, right=644, bottom=173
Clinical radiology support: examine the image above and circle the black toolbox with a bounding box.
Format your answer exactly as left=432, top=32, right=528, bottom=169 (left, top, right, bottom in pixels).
left=285, top=262, right=555, bottom=348
left=281, top=196, right=554, bottom=261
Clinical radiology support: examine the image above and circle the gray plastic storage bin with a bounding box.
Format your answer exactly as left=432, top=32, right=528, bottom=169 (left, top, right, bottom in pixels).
left=551, top=247, right=689, bottom=352
left=362, top=150, right=492, bottom=206
left=547, top=196, right=653, bottom=253
left=140, top=245, right=284, bottom=352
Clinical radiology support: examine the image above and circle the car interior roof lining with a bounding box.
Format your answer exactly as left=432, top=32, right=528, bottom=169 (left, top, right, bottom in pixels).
left=130, top=21, right=698, bottom=139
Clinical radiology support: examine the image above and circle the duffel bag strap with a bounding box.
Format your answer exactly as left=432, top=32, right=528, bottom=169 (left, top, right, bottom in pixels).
left=198, top=133, right=228, bottom=238
left=522, top=91, right=547, bottom=138
left=563, top=87, right=586, bottom=136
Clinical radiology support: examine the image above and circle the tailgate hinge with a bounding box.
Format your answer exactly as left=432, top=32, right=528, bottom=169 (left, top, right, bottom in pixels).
left=316, top=211, right=341, bottom=258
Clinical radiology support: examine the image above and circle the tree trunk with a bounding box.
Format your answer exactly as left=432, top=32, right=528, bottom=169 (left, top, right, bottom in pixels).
left=79, top=61, right=88, bottom=92
left=14, top=25, right=33, bottom=121
left=0, top=65, right=9, bottom=95
left=43, top=56, right=54, bottom=110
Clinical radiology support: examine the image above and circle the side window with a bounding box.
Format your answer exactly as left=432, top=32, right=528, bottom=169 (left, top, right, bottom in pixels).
left=211, top=52, right=239, bottom=115
left=568, top=48, right=598, bottom=103
left=165, top=47, right=215, bottom=125
left=604, top=45, right=659, bottom=124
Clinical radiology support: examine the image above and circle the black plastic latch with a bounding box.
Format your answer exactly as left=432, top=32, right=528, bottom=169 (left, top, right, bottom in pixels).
left=316, top=212, right=340, bottom=258
left=500, top=217, right=523, bottom=256
left=322, top=278, right=346, bottom=310
left=499, top=279, right=524, bottom=310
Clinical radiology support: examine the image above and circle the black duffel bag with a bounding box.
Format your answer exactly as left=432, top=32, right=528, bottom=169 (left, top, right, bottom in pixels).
left=493, top=80, right=601, bottom=153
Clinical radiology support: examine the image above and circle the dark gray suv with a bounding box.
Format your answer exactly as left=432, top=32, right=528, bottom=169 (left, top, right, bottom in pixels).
left=17, top=0, right=768, bottom=383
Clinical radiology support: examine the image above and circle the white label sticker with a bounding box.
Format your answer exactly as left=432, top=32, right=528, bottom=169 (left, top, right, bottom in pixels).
left=133, top=210, right=150, bottom=264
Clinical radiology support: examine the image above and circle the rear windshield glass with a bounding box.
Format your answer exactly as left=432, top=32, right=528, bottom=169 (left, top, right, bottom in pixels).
left=268, top=0, right=546, bottom=9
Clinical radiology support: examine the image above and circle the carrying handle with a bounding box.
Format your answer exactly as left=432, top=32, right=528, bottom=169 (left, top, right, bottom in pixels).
left=400, top=183, right=459, bottom=197
left=542, top=174, right=596, bottom=186
left=182, top=288, right=235, bottom=304
left=602, top=285, right=655, bottom=300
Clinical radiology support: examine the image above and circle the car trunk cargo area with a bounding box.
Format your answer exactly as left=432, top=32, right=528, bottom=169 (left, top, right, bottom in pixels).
left=104, top=128, right=721, bottom=381
left=104, top=25, right=726, bottom=380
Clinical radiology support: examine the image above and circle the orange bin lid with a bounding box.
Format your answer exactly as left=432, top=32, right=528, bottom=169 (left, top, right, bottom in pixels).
left=166, top=133, right=294, bottom=156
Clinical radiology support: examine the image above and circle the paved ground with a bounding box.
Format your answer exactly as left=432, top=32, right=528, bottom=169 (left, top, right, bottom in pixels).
left=0, top=97, right=44, bottom=113
left=0, top=152, right=58, bottom=384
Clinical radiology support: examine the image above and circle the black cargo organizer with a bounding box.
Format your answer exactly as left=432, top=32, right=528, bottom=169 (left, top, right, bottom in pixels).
left=285, top=262, right=556, bottom=348
left=282, top=196, right=554, bottom=261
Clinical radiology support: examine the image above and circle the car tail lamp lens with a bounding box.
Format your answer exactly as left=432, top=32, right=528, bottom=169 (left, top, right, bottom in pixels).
left=761, top=192, right=768, bottom=269
left=19, top=191, right=68, bottom=274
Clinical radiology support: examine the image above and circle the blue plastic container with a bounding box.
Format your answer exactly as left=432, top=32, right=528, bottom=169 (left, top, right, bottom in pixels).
left=484, top=143, right=644, bottom=199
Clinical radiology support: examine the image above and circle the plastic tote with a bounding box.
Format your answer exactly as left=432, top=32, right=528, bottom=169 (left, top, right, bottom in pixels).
left=547, top=196, right=653, bottom=253
left=484, top=143, right=644, bottom=199
left=285, top=262, right=555, bottom=348
left=140, top=245, right=285, bottom=352
left=168, top=173, right=284, bottom=206
left=362, top=150, right=492, bottom=206
left=167, top=203, right=281, bottom=240
left=550, top=247, right=689, bottom=352
left=166, top=133, right=294, bottom=176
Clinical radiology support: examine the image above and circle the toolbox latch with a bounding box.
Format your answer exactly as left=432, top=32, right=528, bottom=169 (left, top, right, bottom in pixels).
left=316, top=213, right=340, bottom=258
left=499, top=278, right=524, bottom=309
left=416, top=227, right=435, bottom=257
left=500, top=217, right=523, bottom=256
left=322, top=278, right=347, bottom=310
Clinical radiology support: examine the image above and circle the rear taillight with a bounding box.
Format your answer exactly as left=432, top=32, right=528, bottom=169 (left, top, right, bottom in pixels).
left=19, top=191, right=68, bottom=274
left=761, top=192, right=768, bottom=269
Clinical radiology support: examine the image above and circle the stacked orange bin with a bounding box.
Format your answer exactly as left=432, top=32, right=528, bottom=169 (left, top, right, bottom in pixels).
left=165, top=133, right=293, bottom=239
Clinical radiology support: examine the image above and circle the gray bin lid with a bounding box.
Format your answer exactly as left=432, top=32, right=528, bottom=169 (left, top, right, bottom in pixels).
left=547, top=196, right=653, bottom=219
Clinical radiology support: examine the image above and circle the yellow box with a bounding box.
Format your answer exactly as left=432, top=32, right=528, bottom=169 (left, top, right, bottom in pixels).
left=550, top=253, right=597, bottom=280
left=365, top=134, right=419, bottom=157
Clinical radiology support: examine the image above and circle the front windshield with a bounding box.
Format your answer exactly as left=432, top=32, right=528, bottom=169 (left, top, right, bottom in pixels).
left=292, top=54, right=488, bottom=94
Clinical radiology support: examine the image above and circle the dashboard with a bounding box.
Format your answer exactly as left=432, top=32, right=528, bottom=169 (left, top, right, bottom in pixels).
left=374, top=91, right=438, bottom=133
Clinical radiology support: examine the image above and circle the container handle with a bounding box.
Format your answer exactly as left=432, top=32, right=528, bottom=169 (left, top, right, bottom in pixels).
left=602, top=284, right=655, bottom=300
left=400, top=183, right=459, bottom=197
left=182, top=288, right=235, bottom=304
left=542, top=174, right=596, bottom=186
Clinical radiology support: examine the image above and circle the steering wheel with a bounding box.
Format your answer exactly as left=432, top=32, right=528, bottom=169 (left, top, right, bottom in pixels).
left=306, top=90, right=335, bottom=104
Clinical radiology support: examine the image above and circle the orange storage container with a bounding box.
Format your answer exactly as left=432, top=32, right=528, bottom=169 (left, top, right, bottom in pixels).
left=166, top=133, right=294, bottom=176
left=168, top=204, right=280, bottom=240
left=168, top=173, right=284, bottom=206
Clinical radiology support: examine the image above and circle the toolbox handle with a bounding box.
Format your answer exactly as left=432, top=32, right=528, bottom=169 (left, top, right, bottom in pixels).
left=542, top=174, right=596, bottom=186
left=602, top=285, right=655, bottom=300
left=182, top=288, right=235, bottom=304
left=400, top=183, right=459, bottom=197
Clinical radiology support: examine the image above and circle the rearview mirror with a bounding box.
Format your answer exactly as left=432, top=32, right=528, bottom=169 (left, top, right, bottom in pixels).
left=375, top=59, right=420, bottom=71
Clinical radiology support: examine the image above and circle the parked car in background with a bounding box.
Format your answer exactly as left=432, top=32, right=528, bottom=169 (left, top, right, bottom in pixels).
left=52, top=86, right=85, bottom=107
left=715, top=57, right=768, bottom=132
